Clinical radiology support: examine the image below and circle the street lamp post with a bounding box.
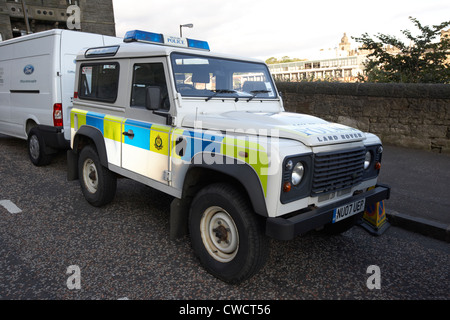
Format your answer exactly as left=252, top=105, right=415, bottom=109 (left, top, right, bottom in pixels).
left=21, top=0, right=31, bottom=34
left=179, top=23, right=193, bottom=37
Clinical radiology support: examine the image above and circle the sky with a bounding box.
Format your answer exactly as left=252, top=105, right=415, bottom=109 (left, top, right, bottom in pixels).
left=112, top=0, right=450, bottom=61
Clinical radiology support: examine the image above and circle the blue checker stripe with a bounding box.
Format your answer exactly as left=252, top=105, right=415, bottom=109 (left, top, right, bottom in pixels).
left=178, top=130, right=224, bottom=161
left=124, top=119, right=152, bottom=150
left=86, top=112, right=105, bottom=134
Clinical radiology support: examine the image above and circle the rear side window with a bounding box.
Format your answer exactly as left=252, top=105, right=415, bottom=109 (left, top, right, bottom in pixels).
left=79, top=63, right=119, bottom=102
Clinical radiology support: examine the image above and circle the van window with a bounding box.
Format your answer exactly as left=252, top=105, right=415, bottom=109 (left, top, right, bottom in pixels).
left=130, top=63, right=169, bottom=110
left=79, top=63, right=119, bottom=102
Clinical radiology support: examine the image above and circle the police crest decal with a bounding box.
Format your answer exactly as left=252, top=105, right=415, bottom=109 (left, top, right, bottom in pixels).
left=154, top=134, right=163, bottom=150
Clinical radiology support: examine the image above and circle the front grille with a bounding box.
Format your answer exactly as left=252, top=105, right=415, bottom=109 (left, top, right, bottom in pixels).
left=312, top=148, right=365, bottom=196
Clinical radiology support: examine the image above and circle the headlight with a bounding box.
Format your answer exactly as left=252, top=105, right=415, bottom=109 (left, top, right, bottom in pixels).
left=281, top=155, right=312, bottom=204
left=291, top=162, right=304, bottom=186
left=364, top=151, right=372, bottom=170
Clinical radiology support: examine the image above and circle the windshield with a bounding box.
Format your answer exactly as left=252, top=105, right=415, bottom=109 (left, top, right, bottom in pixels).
left=170, top=53, right=277, bottom=101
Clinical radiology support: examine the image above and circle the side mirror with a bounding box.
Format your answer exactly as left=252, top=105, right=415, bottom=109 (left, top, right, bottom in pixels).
left=145, top=86, right=162, bottom=110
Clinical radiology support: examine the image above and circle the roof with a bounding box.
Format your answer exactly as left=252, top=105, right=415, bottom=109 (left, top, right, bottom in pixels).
left=77, top=38, right=265, bottom=64
left=0, top=29, right=118, bottom=47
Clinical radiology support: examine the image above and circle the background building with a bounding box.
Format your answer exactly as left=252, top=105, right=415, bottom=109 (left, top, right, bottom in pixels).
left=0, top=0, right=115, bottom=41
left=269, top=55, right=367, bottom=82
left=269, top=33, right=366, bottom=82
left=269, top=30, right=450, bottom=83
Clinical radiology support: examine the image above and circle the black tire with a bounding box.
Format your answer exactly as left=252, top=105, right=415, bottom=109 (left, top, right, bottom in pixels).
left=189, top=183, right=269, bottom=284
left=27, top=127, right=52, bottom=166
left=78, top=145, right=117, bottom=207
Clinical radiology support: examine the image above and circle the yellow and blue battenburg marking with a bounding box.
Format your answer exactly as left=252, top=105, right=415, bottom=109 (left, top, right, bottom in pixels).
left=71, top=109, right=269, bottom=195
left=123, top=119, right=170, bottom=155
left=85, top=111, right=105, bottom=135
left=172, top=129, right=224, bottom=162
left=171, top=129, right=269, bottom=196
left=71, top=110, right=169, bottom=152
left=123, top=119, right=152, bottom=149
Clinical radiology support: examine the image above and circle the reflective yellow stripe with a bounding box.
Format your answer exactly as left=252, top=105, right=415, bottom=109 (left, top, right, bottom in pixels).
left=149, top=124, right=170, bottom=155
left=104, top=114, right=123, bottom=142
left=221, top=137, right=269, bottom=197
left=71, top=109, right=87, bottom=129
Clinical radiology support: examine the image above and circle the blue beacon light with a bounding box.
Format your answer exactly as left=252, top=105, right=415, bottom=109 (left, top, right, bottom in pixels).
left=124, top=30, right=164, bottom=44
left=187, top=38, right=210, bottom=51
left=123, top=30, right=210, bottom=51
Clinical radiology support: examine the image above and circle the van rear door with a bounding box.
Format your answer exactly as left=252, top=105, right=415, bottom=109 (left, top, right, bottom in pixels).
left=0, top=46, right=12, bottom=132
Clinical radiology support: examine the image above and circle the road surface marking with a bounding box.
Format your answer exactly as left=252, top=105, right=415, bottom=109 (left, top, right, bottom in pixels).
left=0, top=200, right=22, bottom=214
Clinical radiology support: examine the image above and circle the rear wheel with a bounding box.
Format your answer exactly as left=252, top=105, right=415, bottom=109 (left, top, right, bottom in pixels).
left=189, top=183, right=269, bottom=284
left=78, top=145, right=117, bottom=207
left=27, top=127, right=52, bottom=166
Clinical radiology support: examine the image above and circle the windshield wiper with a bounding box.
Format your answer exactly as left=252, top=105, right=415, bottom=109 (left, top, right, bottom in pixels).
left=205, top=89, right=237, bottom=102
left=247, top=90, right=270, bottom=102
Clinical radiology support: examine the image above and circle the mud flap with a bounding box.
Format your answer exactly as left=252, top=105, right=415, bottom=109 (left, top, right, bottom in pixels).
left=67, top=150, right=79, bottom=181
left=170, top=197, right=190, bottom=240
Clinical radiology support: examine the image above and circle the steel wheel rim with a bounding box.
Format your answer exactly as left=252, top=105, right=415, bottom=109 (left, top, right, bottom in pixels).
left=83, top=158, right=98, bottom=193
left=29, top=135, right=40, bottom=160
left=200, top=206, right=239, bottom=262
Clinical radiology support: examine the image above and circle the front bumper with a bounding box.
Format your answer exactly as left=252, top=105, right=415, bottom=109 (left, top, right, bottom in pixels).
left=266, top=184, right=391, bottom=240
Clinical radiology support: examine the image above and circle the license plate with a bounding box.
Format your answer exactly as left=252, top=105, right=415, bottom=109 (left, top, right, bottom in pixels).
left=332, top=198, right=366, bottom=223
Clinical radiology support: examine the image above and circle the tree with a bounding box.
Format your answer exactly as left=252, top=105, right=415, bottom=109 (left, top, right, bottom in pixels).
left=265, top=57, right=278, bottom=64
left=265, top=56, right=307, bottom=65
left=353, top=17, right=450, bottom=83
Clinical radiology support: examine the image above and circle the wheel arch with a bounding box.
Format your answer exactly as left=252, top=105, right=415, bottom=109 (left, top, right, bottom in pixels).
left=25, top=119, right=38, bottom=136
left=169, top=153, right=269, bottom=240
left=72, top=125, right=108, bottom=167
left=67, top=125, right=108, bottom=181
left=186, top=153, right=268, bottom=217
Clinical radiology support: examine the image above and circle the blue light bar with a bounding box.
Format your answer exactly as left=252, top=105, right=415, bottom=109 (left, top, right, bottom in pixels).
left=124, top=30, right=164, bottom=44
left=123, top=30, right=210, bottom=51
left=187, top=38, right=210, bottom=51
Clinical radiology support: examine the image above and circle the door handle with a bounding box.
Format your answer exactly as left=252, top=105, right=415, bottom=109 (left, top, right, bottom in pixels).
left=122, top=130, right=134, bottom=138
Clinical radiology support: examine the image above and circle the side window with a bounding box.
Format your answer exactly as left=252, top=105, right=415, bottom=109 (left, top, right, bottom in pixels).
left=79, top=63, right=119, bottom=102
left=131, top=63, right=170, bottom=110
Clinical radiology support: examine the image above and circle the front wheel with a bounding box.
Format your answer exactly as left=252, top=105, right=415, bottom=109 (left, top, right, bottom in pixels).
left=189, top=183, right=269, bottom=284
left=78, top=145, right=117, bottom=207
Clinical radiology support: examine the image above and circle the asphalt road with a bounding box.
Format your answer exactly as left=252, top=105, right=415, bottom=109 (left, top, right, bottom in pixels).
left=378, top=145, right=450, bottom=225
left=0, top=135, right=449, bottom=302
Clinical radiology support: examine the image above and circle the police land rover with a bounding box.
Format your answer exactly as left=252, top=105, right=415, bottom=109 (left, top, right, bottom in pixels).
left=67, top=30, right=390, bottom=284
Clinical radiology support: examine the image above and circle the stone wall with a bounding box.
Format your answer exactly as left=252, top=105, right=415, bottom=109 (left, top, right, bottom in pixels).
left=276, top=82, right=450, bottom=153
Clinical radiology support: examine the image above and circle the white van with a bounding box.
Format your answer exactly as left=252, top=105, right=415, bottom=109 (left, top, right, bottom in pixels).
left=0, top=29, right=121, bottom=165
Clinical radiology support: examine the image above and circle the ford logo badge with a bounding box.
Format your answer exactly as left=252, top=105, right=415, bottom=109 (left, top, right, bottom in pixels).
left=24, top=65, right=34, bottom=75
